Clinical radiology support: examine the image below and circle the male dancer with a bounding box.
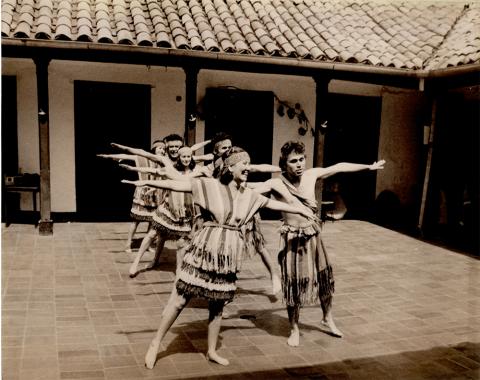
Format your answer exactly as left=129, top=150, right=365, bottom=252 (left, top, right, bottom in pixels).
left=261, top=141, right=385, bottom=346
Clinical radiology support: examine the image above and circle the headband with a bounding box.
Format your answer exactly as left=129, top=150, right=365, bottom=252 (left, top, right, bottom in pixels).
left=224, top=151, right=250, bottom=167
left=178, top=146, right=192, bottom=155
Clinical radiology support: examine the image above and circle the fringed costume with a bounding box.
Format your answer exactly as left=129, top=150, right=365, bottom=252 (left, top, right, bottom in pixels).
left=243, top=214, right=267, bottom=259
left=130, top=155, right=157, bottom=221
left=278, top=175, right=335, bottom=314
left=176, top=178, right=268, bottom=302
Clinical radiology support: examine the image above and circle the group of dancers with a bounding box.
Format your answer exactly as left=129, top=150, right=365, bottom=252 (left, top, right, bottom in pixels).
left=99, top=132, right=385, bottom=369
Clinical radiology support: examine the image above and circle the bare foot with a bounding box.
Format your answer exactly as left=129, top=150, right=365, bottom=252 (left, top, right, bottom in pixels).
left=271, top=274, right=282, bottom=295
left=320, top=318, right=343, bottom=338
left=206, top=351, right=229, bottom=366
left=125, top=244, right=132, bottom=253
left=129, top=262, right=139, bottom=278
left=145, top=340, right=160, bottom=369
left=148, top=246, right=156, bottom=253
left=287, top=329, right=300, bottom=347
left=145, top=260, right=158, bottom=271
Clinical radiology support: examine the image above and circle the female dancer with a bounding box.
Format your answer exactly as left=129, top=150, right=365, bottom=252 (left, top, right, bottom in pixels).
left=97, top=140, right=166, bottom=252
left=122, top=147, right=314, bottom=368
left=113, top=142, right=210, bottom=276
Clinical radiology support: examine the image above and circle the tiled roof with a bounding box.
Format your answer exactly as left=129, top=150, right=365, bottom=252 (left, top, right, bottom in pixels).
left=2, top=0, right=480, bottom=71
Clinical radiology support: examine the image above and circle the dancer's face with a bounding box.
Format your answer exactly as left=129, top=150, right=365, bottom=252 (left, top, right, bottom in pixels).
left=153, top=143, right=166, bottom=156
left=167, top=140, right=183, bottom=159
left=214, top=139, right=232, bottom=158
left=230, top=159, right=250, bottom=184
left=285, top=152, right=306, bottom=177
left=179, top=151, right=192, bottom=167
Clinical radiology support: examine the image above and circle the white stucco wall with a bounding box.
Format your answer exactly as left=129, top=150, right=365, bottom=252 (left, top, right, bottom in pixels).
left=3, top=57, right=425, bottom=213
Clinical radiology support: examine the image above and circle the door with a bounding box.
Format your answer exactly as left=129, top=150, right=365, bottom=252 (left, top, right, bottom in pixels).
left=2, top=76, right=19, bottom=221
left=204, top=88, right=274, bottom=180
left=204, top=88, right=275, bottom=218
left=323, top=94, right=382, bottom=220
left=74, top=81, right=151, bottom=221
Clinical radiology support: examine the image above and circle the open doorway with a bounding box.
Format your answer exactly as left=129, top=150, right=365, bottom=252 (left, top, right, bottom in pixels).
left=204, top=87, right=275, bottom=218
left=323, top=94, right=382, bottom=220
left=74, top=81, right=151, bottom=221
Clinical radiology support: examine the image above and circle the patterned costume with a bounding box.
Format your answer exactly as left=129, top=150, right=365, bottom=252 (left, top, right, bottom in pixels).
left=130, top=155, right=157, bottom=221
left=151, top=173, right=194, bottom=239
left=176, top=178, right=269, bottom=302
left=278, top=175, right=335, bottom=314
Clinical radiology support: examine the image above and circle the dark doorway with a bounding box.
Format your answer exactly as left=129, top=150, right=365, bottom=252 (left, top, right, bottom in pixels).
left=2, top=76, right=19, bottom=222
left=204, top=87, right=275, bottom=218
left=323, top=94, right=382, bottom=220
left=74, top=81, right=151, bottom=221
left=204, top=87, right=274, bottom=182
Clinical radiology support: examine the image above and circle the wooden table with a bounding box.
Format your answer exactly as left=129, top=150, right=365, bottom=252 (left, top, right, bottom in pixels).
left=3, top=185, right=40, bottom=227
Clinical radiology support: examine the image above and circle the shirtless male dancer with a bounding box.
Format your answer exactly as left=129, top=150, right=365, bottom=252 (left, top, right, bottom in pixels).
left=260, top=141, right=385, bottom=346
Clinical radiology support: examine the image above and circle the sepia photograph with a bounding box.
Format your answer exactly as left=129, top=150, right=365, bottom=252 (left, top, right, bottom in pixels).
left=1, top=0, right=479, bottom=379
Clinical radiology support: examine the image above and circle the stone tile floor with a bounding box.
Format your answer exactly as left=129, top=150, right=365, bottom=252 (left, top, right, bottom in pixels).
left=2, top=220, right=479, bottom=380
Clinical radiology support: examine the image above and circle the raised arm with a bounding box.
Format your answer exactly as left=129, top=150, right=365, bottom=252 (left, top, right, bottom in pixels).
left=309, top=160, right=386, bottom=179
left=119, top=164, right=159, bottom=175
left=111, top=142, right=160, bottom=163
left=193, top=153, right=215, bottom=162
left=249, top=164, right=281, bottom=173
left=191, top=139, right=211, bottom=152
left=122, top=179, right=192, bottom=192
left=97, top=153, right=136, bottom=162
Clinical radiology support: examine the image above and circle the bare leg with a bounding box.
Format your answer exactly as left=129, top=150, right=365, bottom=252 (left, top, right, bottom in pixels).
left=125, top=221, right=140, bottom=252
left=175, top=238, right=188, bottom=275
left=145, top=236, right=166, bottom=270
left=206, top=300, right=229, bottom=366
left=287, top=305, right=300, bottom=347
left=321, top=309, right=343, bottom=338
left=129, top=228, right=156, bottom=277
left=145, top=288, right=190, bottom=369
left=257, top=246, right=281, bottom=295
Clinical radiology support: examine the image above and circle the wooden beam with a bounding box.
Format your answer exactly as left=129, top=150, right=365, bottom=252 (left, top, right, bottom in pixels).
left=417, top=98, right=438, bottom=234
left=184, top=66, right=199, bottom=146
left=313, top=77, right=331, bottom=214
left=33, top=56, right=53, bottom=235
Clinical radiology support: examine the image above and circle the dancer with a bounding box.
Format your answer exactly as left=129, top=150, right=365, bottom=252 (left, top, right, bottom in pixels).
left=97, top=139, right=166, bottom=252
left=122, top=147, right=314, bottom=368
left=257, top=141, right=385, bottom=346
left=112, top=139, right=211, bottom=276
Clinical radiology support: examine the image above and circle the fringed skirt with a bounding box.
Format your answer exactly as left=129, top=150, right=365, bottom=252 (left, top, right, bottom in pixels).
left=243, top=214, right=266, bottom=259
left=151, top=193, right=193, bottom=240
left=278, top=223, right=334, bottom=312
left=130, top=187, right=156, bottom=221
left=176, top=224, right=245, bottom=302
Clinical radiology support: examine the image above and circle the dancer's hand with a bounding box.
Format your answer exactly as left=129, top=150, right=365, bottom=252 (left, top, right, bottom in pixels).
left=300, top=209, right=316, bottom=221
left=121, top=179, right=136, bottom=186
left=370, top=160, right=385, bottom=170
left=119, top=163, right=135, bottom=171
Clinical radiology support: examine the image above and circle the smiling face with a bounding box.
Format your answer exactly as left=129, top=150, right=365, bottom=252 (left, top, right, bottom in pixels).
left=285, top=152, right=306, bottom=178
left=153, top=142, right=166, bottom=156
left=229, top=158, right=250, bottom=184
left=166, top=140, right=183, bottom=160
left=179, top=150, right=192, bottom=167
left=214, top=139, right=232, bottom=158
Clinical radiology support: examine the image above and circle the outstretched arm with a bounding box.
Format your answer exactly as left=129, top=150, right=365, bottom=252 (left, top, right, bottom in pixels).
left=264, top=199, right=315, bottom=220
left=191, top=139, right=211, bottom=152
left=310, top=160, right=386, bottom=179
left=119, top=164, right=160, bottom=175
left=193, top=153, right=214, bottom=162
left=111, top=143, right=160, bottom=163
left=122, top=179, right=192, bottom=192
left=97, top=153, right=136, bottom=162
left=249, top=164, right=281, bottom=173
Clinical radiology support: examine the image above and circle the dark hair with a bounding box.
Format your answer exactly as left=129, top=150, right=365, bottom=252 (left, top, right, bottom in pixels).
left=163, top=134, right=184, bottom=144
left=219, top=146, right=247, bottom=185
left=174, top=158, right=196, bottom=171
left=279, top=141, right=305, bottom=171
left=212, top=132, right=232, bottom=150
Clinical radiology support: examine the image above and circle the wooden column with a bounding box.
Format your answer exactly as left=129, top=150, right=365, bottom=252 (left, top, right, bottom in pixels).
left=417, top=97, right=438, bottom=234
left=33, top=56, right=53, bottom=235
left=183, top=66, right=199, bottom=146
left=313, top=77, right=331, bottom=213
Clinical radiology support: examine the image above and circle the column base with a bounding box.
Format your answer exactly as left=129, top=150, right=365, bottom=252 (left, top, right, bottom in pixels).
left=38, top=219, right=53, bottom=235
